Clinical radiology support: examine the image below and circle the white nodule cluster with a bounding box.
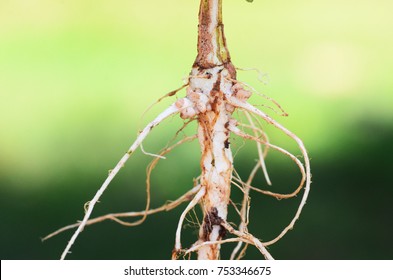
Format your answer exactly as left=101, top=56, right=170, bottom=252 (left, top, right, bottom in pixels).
left=176, top=67, right=253, bottom=119
left=175, top=87, right=212, bottom=119
left=231, top=83, right=252, bottom=101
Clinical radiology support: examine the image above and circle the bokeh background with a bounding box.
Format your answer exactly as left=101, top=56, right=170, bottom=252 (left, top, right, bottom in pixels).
left=1, top=0, right=392, bottom=260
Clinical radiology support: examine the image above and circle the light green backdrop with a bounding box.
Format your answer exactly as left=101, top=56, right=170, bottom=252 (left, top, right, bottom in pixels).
left=1, top=0, right=392, bottom=259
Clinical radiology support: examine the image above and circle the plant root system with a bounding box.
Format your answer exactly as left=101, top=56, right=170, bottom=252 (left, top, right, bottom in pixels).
left=45, top=0, right=311, bottom=260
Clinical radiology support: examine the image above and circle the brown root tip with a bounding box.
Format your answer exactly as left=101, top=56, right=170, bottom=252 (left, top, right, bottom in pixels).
left=171, top=248, right=181, bottom=260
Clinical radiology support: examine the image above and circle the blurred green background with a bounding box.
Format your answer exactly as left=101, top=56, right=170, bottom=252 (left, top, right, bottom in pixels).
left=1, top=0, right=392, bottom=260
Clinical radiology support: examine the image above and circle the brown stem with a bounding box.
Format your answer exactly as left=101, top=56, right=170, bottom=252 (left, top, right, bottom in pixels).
left=194, top=0, right=236, bottom=78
